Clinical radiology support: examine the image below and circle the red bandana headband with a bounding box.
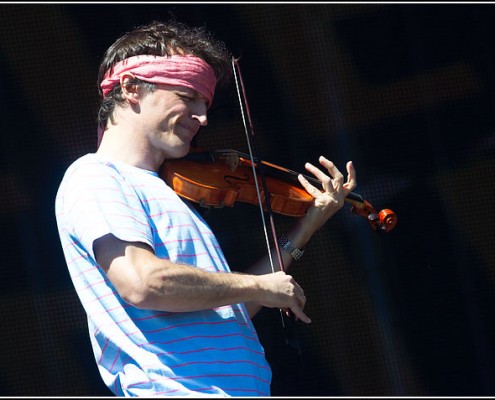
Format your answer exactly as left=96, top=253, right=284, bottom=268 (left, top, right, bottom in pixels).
left=100, top=54, right=217, bottom=105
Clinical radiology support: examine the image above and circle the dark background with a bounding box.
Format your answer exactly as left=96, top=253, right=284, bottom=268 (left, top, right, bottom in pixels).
left=1, top=3, right=495, bottom=396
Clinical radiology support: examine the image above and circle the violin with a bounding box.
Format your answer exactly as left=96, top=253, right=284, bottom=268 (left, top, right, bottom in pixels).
left=159, top=148, right=397, bottom=233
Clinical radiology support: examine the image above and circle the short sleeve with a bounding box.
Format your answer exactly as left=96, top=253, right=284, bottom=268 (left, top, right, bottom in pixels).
left=55, top=156, right=153, bottom=261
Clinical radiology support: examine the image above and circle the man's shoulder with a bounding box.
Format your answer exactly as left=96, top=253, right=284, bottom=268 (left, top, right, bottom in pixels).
left=64, top=153, right=117, bottom=178
left=65, top=152, right=98, bottom=172
left=58, top=153, right=118, bottom=193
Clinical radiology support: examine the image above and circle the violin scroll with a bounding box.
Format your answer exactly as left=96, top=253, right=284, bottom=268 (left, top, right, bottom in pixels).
left=348, top=195, right=397, bottom=233
left=377, top=209, right=397, bottom=232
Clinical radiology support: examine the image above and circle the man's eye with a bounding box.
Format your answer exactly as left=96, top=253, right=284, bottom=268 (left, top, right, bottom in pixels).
left=178, top=93, right=193, bottom=101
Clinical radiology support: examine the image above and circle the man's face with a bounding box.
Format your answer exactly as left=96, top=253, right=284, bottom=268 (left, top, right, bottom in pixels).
left=139, top=84, right=209, bottom=159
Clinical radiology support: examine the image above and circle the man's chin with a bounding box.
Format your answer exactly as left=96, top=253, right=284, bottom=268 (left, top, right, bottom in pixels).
left=166, top=144, right=190, bottom=160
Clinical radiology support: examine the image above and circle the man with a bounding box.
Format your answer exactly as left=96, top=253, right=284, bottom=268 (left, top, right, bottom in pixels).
left=55, top=20, right=356, bottom=396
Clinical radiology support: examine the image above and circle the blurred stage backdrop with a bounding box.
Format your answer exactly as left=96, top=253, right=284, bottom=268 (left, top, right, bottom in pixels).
left=1, top=3, right=495, bottom=396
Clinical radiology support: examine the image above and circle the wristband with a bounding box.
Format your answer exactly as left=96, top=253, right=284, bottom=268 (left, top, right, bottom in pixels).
left=278, top=234, right=305, bottom=260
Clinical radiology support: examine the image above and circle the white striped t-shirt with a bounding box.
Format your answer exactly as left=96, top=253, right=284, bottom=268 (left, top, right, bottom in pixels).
left=55, top=153, right=272, bottom=397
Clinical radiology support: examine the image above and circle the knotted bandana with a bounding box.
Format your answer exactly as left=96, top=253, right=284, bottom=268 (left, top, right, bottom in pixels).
left=100, top=54, right=217, bottom=105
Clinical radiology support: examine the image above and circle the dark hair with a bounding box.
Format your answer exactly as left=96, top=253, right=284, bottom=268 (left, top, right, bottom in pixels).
left=97, top=19, right=232, bottom=128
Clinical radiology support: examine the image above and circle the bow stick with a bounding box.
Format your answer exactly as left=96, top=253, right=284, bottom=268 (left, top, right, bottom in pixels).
left=232, top=56, right=300, bottom=352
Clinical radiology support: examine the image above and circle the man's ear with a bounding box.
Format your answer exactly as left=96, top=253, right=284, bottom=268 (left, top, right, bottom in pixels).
left=120, top=73, right=140, bottom=104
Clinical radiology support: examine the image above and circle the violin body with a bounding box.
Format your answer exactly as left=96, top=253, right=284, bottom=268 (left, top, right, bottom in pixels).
left=160, top=150, right=313, bottom=217
left=160, top=149, right=397, bottom=233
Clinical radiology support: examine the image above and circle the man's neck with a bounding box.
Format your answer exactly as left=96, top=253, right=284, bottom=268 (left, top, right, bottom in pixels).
left=96, top=126, right=161, bottom=172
